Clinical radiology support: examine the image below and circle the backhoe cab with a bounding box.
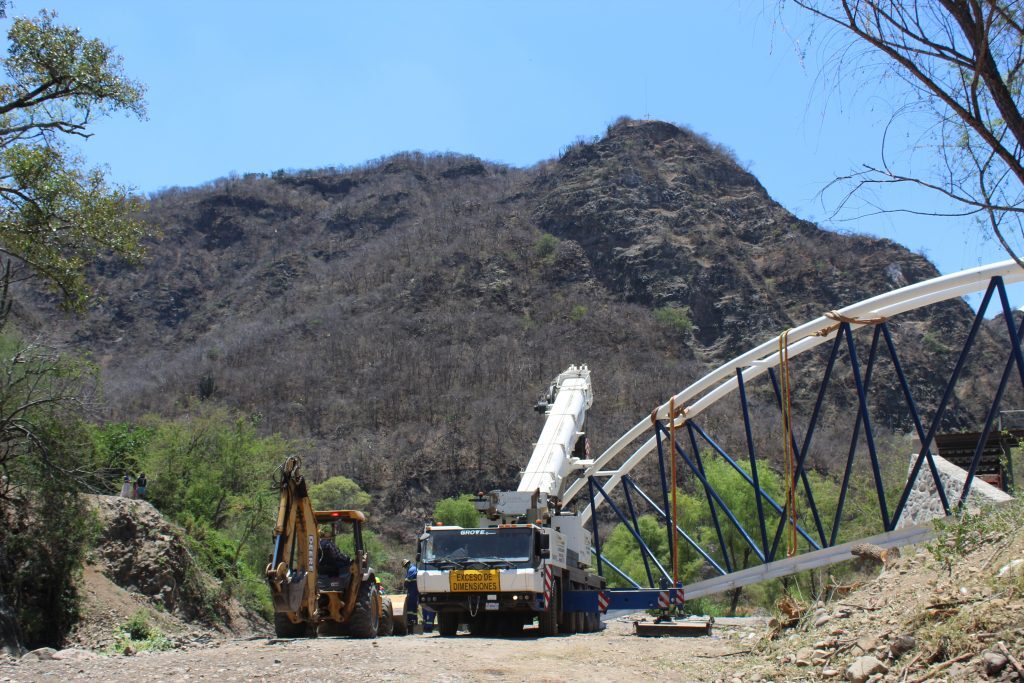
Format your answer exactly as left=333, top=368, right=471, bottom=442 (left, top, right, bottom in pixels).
left=267, top=457, right=384, bottom=638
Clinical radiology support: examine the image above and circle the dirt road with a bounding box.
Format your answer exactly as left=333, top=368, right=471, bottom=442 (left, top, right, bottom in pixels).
left=2, top=617, right=765, bottom=683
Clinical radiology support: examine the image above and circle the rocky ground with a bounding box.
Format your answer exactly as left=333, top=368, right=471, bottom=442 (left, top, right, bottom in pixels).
left=2, top=498, right=1022, bottom=682
left=750, top=500, right=1024, bottom=683
left=1, top=616, right=762, bottom=682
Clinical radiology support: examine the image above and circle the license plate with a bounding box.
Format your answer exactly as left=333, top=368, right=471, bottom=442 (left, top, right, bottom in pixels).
left=485, top=602, right=499, bottom=611
left=449, top=569, right=500, bottom=592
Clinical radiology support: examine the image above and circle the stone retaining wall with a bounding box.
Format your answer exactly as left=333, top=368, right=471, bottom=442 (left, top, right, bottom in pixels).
left=896, top=452, right=1013, bottom=528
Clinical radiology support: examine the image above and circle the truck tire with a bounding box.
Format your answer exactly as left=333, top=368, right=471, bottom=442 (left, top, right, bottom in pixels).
left=539, top=579, right=560, bottom=637
left=274, top=613, right=316, bottom=638
left=348, top=582, right=380, bottom=639
left=437, top=611, right=459, bottom=637
left=378, top=596, right=395, bottom=636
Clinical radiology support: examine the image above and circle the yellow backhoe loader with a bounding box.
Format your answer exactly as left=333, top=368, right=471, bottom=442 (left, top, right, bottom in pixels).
left=267, top=457, right=395, bottom=638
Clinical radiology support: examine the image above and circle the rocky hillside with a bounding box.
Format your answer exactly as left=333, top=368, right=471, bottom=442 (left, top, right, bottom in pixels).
left=69, top=495, right=268, bottom=652
left=18, top=118, right=1015, bottom=535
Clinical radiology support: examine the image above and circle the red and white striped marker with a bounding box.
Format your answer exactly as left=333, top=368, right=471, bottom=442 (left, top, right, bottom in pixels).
left=597, top=591, right=610, bottom=613
left=543, top=565, right=553, bottom=609
left=673, top=588, right=685, bottom=605
left=657, top=590, right=670, bottom=609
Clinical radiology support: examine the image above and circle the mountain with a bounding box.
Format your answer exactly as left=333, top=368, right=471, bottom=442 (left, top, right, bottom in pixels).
left=20, top=118, right=1013, bottom=537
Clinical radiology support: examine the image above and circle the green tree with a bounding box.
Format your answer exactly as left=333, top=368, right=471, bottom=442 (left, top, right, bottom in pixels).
left=654, top=306, right=694, bottom=336
left=0, top=331, right=96, bottom=498
left=309, top=475, right=371, bottom=511
left=0, top=331, right=97, bottom=647
left=83, top=422, right=153, bottom=489
left=433, top=494, right=480, bottom=527
left=0, top=10, right=147, bottom=313
left=138, top=404, right=288, bottom=527
left=135, top=404, right=292, bottom=607
left=0, top=10, right=148, bottom=649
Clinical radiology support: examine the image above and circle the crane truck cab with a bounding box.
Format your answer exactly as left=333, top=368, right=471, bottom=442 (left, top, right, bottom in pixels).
left=266, top=457, right=388, bottom=638
left=417, top=509, right=604, bottom=636
left=417, top=365, right=606, bottom=637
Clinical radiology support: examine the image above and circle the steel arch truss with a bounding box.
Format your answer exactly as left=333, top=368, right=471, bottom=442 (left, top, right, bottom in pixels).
left=564, top=261, right=1024, bottom=588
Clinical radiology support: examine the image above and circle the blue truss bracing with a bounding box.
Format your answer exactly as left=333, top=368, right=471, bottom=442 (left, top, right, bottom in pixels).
left=844, top=321, right=891, bottom=530
left=878, top=323, right=951, bottom=527
left=766, top=366, right=828, bottom=549
left=686, top=421, right=820, bottom=551
left=684, top=421, right=734, bottom=572
left=579, top=267, right=1024, bottom=597
left=665, top=423, right=767, bottom=563
left=588, top=548, right=641, bottom=589
left=654, top=424, right=679, bottom=572
left=737, top=368, right=770, bottom=557
left=589, top=477, right=673, bottom=584
left=621, top=478, right=656, bottom=586
left=956, top=278, right=1024, bottom=509
left=622, top=476, right=726, bottom=576
left=587, top=477, right=604, bottom=578
left=890, top=279, right=998, bottom=528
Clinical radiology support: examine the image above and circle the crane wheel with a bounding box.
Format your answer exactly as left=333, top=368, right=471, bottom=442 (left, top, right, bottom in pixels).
left=539, top=579, right=560, bottom=637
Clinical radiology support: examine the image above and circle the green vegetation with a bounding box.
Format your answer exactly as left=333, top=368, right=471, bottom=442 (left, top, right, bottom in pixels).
left=0, top=329, right=100, bottom=646
left=109, top=610, right=172, bottom=654
left=534, top=233, right=559, bottom=262
left=569, top=304, right=588, bottom=322
left=309, top=475, right=372, bottom=511
left=927, top=496, right=1024, bottom=576
left=433, top=494, right=481, bottom=527
left=654, top=305, right=694, bottom=336
left=87, top=403, right=292, bottom=617
left=0, top=11, right=148, bottom=648
left=0, top=10, right=147, bottom=312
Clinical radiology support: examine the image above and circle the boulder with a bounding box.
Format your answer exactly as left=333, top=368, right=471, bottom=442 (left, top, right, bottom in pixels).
left=845, top=655, right=887, bottom=683
left=20, top=647, right=57, bottom=662
left=52, top=648, right=100, bottom=662
left=983, top=651, right=1008, bottom=677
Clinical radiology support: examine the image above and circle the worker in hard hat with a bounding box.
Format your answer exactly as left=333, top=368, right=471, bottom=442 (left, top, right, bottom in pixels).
left=402, top=558, right=419, bottom=632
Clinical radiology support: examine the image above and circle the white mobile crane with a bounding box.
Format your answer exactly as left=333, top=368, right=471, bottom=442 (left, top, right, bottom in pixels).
left=416, top=365, right=606, bottom=636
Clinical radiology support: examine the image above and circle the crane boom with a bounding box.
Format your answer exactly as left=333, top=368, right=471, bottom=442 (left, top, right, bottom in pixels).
left=517, top=364, right=592, bottom=498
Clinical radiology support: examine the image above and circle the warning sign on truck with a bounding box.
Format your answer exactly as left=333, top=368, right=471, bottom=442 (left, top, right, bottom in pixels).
left=449, top=569, right=500, bottom=592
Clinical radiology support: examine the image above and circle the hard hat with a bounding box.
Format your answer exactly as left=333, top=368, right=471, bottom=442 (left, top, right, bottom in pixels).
left=402, top=558, right=411, bottom=567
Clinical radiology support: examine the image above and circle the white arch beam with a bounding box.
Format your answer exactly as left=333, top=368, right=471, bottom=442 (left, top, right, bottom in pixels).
left=568, top=260, right=1024, bottom=523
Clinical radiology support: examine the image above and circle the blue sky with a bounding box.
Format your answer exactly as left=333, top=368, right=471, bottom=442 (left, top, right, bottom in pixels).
left=7, top=1, right=1021, bottom=310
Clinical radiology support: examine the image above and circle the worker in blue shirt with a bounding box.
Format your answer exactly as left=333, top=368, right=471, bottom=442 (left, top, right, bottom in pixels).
left=402, top=559, right=419, bottom=632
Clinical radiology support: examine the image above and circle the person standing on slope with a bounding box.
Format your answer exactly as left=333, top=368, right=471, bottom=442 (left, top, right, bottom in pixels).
left=118, top=474, right=132, bottom=498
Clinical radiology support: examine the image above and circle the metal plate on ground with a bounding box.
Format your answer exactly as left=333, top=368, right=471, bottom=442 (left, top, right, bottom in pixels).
left=449, top=569, right=500, bottom=592
left=633, top=618, right=713, bottom=637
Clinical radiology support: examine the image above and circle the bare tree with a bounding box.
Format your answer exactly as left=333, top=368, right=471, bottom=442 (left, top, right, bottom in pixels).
left=785, top=1, right=1024, bottom=264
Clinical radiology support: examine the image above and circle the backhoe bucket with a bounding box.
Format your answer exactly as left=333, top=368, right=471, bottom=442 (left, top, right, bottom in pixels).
left=271, top=571, right=307, bottom=613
